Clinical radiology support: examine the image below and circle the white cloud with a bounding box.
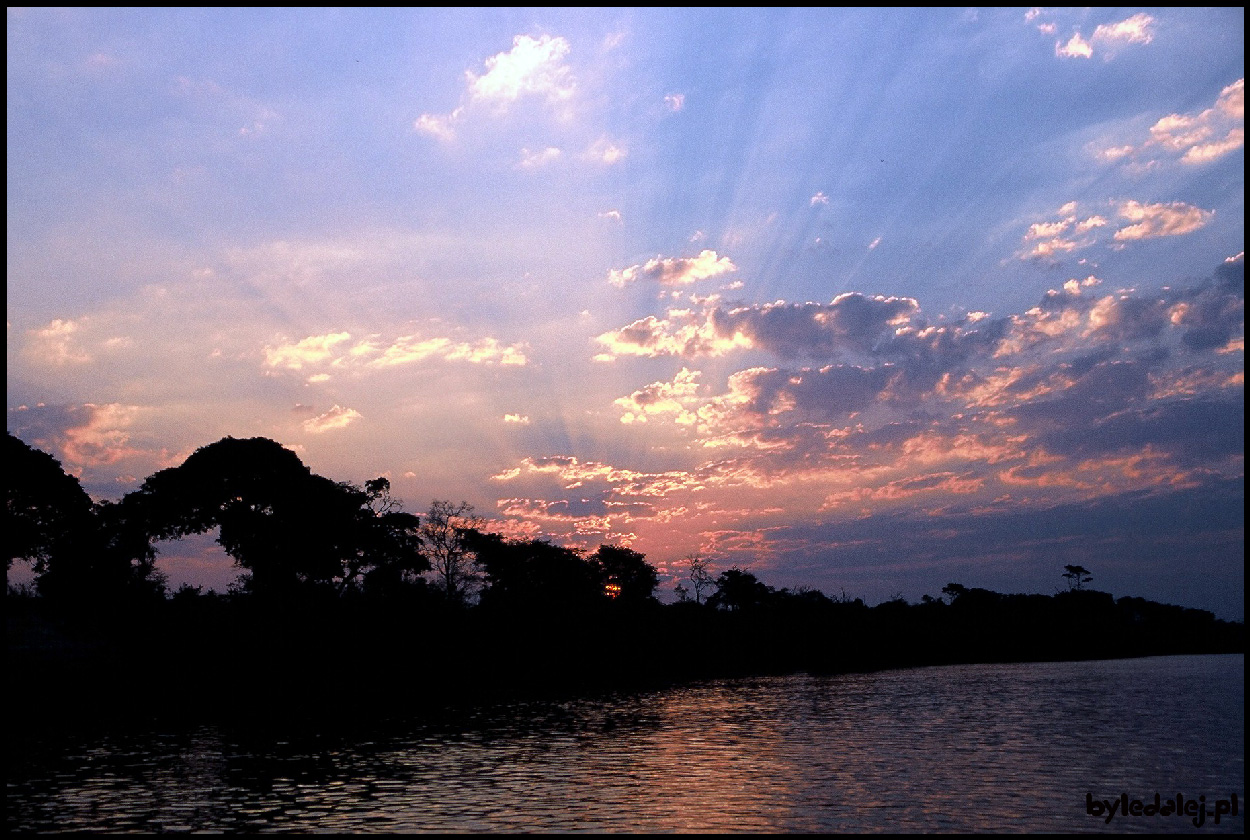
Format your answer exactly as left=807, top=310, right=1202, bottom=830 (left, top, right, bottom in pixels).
left=264, top=331, right=352, bottom=370
left=264, top=330, right=527, bottom=373
left=414, top=110, right=461, bottom=141
left=303, top=405, right=362, bottom=434
left=1055, top=32, right=1092, bottom=59
left=467, top=34, right=574, bottom=106
left=1092, top=13, right=1154, bottom=46
left=1055, top=13, right=1154, bottom=60
left=1161, top=78, right=1245, bottom=165
left=595, top=312, right=753, bottom=360
left=664, top=93, right=685, bottom=112
left=26, top=318, right=93, bottom=365
left=608, top=250, right=737, bottom=288
left=614, top=367, right=703, bottom=424
left=810, top=192, right=829, bottom=206
left=1182, top=128, right=1245, bottom=164
left=1113, top=200, right=1215, bottom=241
left=60, top=403, right=147, bottom=468
left=1097, top=78, right=1244, bottom=168
left=1018, top=202, right=1152, bottom=259
left=414, top=33, right=574, bottom=140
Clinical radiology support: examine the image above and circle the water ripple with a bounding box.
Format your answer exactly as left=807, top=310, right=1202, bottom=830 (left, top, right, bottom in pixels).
left=7, top=655, right=1243, bottom=833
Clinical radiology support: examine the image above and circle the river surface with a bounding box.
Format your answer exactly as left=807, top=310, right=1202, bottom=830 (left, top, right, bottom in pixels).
left=6, top=654, right=1243, bottom=833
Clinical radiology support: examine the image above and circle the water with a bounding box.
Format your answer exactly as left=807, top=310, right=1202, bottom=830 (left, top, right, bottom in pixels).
left=7, top=654, right=1243, bottom=833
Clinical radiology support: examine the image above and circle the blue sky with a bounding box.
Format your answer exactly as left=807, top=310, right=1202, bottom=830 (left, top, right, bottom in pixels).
left=7, top=8, right=1244, bottom=618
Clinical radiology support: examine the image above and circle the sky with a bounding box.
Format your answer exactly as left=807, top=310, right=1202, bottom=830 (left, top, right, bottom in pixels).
left=7, top=7, right=1245, bottom=619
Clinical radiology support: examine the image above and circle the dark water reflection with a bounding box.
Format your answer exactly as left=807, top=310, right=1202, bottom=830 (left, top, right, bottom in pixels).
left=8, top=654, right=1243, bottom=833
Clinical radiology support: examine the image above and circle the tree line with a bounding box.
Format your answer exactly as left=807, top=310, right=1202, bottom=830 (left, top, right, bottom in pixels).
left=6, top=433, right=1243, bottom=721
left=6, top=433, right=664, bottom=610
left=5, top=432, right=866, bottom=615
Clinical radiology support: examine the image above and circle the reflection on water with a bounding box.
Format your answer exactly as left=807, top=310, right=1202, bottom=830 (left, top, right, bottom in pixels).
left=8, top=655, right=1243, bottom=833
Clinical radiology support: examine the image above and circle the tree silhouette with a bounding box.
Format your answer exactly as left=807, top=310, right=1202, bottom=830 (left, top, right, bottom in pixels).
left=6, top=433, right=93, bottom=577
left=591, top=544, right=658, bottom=605
left=422, top=500, right=483, bottom=605
left=7, top=433, right=165, bottom=602
left=685, top=554, right=717, bottom=605
left=472, top=532, right=603, bottom=609
left=708, top=567, right=773, bottom=612
left=341, top=478, right=428, bottom=598
left=1062, top=564, right=1093, bottom=591
left=129, top=437, right=425, bottom=597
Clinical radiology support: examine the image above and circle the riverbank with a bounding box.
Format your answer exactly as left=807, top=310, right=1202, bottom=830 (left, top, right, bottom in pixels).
left=8, top=587, right=1242, bottom=730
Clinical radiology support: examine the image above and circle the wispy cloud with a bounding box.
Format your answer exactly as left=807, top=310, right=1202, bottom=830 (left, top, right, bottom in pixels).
left=518, top=146, right=563, bottom=168
left=25, top=319, right=94, bottom=366
left=584, top=136, right=627, bottom=165
left=264, top=329, right=527, bottom=377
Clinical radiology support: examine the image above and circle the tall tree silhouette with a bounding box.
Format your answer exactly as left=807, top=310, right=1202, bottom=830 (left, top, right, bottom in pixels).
left=684, top=554, right=717, bottom=605
left=421, top=500, right=483, bottom=605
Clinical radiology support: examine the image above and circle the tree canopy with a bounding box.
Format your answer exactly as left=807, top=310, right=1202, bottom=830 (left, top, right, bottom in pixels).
left=6, top=432, right=93, bottom=572
left=124, top=437, right=427, bottom=597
